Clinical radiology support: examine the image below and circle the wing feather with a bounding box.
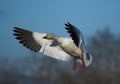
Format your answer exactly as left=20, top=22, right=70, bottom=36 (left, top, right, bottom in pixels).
left=65, top=22, right=85, bottom=52
left=13, top=27, right=71, bottom=61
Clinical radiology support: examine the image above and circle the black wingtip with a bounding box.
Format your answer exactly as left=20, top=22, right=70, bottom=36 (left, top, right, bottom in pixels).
left=65, top=22, right=74, bottom=28
left=67, top=21, right=70, bottom=25
left=13, top=27, right=20, bottom=34
left=13, top=27, right=18, bottom=34
left=13, top=27, right=20, bottom=32
left=13, top=27, right=23, bottom=30
left=13, top=27, right=20, bottom=30
left=65, top=21, right=70, bottom=26
left=14, top=27, right=17, bottom=29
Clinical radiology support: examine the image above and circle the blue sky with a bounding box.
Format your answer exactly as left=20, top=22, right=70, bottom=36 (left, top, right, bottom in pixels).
left=0, top=0, right=120, bottom=60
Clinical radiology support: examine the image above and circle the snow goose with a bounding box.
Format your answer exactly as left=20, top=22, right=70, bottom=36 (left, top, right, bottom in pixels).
left=13, top=22, right=92, bottom=70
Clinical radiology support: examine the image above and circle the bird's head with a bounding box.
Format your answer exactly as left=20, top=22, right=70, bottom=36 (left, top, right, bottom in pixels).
left=77, top=53, right=92, bottom=69
left=43, top=33, right=54, bottom=40
left=84, top=53, right=92, bottom=67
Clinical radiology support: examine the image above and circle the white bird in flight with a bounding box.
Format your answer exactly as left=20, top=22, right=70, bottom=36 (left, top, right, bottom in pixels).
left=13, top=22, right=92, bottom=70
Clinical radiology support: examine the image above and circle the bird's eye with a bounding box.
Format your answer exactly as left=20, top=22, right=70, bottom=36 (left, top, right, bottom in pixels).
left=86, top=53, right=90, bottom=60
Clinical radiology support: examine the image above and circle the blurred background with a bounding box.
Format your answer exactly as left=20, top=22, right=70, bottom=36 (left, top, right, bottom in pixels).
left=0, top=0, right=120, bottom=84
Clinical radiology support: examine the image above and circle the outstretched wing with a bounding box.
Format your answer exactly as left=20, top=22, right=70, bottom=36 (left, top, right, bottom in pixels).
left=65, top=22, right=85, bottom=52
left=13, top=27, right=71, bottom=61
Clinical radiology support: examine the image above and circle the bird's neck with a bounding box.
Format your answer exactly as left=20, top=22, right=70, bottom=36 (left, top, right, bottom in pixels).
left=51, top=35, right=60, bottom=42
left=83, top=52, right=87, bottom=65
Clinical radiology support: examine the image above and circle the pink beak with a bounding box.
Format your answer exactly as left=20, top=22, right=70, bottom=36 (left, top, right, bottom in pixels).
left=43, top=35, right=47, bottom=39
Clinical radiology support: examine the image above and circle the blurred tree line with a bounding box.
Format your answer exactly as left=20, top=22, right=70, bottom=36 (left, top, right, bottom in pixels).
left=0, top=27, right=120, bottom=84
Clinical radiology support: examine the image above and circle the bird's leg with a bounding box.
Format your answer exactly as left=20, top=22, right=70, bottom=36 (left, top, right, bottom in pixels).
left=81, top=55, right=86, bottom=70
left=72, top=57, right=77, bottom=70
